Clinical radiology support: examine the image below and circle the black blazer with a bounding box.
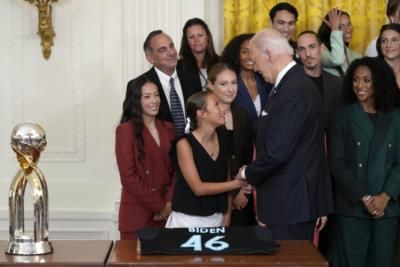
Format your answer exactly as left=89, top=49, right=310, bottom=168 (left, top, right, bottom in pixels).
left=177, top=59, right=203, bottom=93
left=246, top=64, right=333, bottom=225
left=229, top=105, right=253, bottom=177
left=321, top=70, right=342, bottom=132
left=177, top=57, right=219, bottom=93
left=127, top=63, right=200, bottom=123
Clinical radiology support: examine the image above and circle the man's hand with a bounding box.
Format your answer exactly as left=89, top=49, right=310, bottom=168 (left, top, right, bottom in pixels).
left=233, top=190, right=249, bottom=210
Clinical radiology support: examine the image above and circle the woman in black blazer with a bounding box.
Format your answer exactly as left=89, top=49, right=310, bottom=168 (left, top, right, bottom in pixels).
left=220, top=33, right=271, bottom=123
left=207, top=63, right=256, bottom=226
left=179, top=18, right=219, bottom=91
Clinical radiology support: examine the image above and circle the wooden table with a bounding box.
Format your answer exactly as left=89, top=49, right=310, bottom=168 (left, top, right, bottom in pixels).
left=0, top=240, right=113, bottom=266
left=107, top=240, right=328, bottom=267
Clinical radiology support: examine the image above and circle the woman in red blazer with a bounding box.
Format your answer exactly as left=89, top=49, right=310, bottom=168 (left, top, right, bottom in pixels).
left=115, top=75, right=175, bottom=240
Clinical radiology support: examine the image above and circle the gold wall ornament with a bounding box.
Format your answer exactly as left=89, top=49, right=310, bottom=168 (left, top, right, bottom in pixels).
left=25, top=0, right=58, bottom=60
left=6, top=122, right=53, bottom=255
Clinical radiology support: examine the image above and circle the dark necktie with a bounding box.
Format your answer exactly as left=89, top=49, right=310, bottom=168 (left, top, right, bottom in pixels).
left=269, top=85, right=277, bottom=98
left=169, top=77, right=186, bottom=136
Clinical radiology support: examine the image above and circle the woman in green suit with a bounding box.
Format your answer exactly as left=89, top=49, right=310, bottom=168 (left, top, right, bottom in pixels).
left=328, top=57, right=400, bottom=267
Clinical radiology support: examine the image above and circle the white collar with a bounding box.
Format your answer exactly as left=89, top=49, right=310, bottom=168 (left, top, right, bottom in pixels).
left=274, top=61, right=296, bottom=88
left=154, top=67, right=177, bottom=82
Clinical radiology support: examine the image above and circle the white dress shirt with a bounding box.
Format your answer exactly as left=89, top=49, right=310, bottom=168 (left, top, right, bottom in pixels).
left=154, top=67, right=186, bottom=116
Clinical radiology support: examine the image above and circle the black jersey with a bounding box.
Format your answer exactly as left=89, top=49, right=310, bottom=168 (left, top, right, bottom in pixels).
left=137, top=226, right=277, bottom=255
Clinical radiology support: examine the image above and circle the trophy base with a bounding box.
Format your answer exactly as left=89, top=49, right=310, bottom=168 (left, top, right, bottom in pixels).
left=5, top=239, right=53, bottom=255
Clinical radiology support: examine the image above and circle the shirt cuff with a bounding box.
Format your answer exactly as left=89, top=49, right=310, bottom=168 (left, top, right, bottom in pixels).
left=240, top=167, right=247, bottom=180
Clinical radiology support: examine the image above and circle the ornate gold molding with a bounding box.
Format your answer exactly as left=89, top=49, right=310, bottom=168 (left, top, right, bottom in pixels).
left=25, top=0, right=58, bottom=60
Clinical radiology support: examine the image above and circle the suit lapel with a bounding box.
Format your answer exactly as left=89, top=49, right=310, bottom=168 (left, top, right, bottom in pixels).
left=142, top=120, right=169, bottom=172
left=350, top=104, right=393, bottom=161
left=237, top=75, right=258, bottom=117
left=176, top=63, right=194, bottom=102
left=350, top=103, right=374, bottom=140
left=263, top=65, right=299, bottom=114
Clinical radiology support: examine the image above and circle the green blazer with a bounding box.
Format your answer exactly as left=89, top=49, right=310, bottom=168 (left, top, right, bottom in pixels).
left=329, top=103, right=400, bottom=218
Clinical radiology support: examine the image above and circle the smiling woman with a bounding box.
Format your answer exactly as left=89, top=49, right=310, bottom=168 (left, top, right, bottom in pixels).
left=377, top=23, right=400, bottom=88
left=115, top=75, right=176, bottom=240
left=220, top=34, right=271, bottom=122
left=328, top=57, right=400, bottom=267
left=318, top=9, right=361, bottom=77
left=207, top=63, right=256, bottom=226
left=165, top=90, right=248, bottom=228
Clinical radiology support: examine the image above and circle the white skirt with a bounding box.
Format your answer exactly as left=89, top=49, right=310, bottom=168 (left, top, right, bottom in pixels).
left=165, top=211, right=224, bottom=228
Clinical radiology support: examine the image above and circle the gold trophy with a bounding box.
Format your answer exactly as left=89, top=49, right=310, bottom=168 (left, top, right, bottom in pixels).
left=5, top=122, right=53, bottom=255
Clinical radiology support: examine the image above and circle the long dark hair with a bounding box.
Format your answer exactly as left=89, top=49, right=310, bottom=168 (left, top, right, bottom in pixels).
left=179, top=18, right=219, bottom=70
left=120, top=75, right=156, bottom=160
left=318, top=10, right=350, bottom=50
left=343, top=57, right=399, bottom=112
left=376, top=23, right=400, bottom=58
left=220, top=33, right=254, bottom=73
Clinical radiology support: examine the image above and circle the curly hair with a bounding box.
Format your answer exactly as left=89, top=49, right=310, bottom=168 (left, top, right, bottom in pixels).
left=179, top=18, right=219, bottom=70
left=121, top=75, right=156, bottom=160
left=342, top=57, right=399, bottom=112
left=220, top=33, right=254, bottom=73
left=318, top=10, right=350, bottom=50
left=376, top=23, right=400, bottom=58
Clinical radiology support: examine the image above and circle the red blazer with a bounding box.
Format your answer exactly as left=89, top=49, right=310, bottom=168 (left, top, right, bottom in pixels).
left=115, top=119, right=175, bottom=233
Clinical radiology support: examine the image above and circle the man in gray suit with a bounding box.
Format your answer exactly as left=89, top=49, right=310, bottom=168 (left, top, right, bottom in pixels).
left=296, top=30, right=342, bottom=132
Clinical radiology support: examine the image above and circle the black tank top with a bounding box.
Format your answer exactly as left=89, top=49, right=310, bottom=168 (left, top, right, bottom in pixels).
left=171, top=128, right=229, bottom=216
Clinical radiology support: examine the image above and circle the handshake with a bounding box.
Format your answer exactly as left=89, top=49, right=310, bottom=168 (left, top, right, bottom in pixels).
left=233, top=165, right=249, bottom=190
left=235, top=165, right=247, bottom=180
left=361, top=193, right=391, bottom=219
left=233, top=165, right=253, bottom=210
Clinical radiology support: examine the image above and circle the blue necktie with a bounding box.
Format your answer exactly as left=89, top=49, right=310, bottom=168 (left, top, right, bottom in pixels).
left=169, top=77, right=186, bottom=136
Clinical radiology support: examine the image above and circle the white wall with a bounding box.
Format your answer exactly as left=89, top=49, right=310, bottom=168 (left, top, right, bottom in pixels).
left=0, top=0, right=223, bottom=240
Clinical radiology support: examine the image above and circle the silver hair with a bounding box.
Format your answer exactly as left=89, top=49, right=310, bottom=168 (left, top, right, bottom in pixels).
left=252, top=28, right=294, bottom=56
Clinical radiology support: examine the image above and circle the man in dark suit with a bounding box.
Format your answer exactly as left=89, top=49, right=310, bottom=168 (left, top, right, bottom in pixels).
left=237, top=28, right=333, bottom=240
left=296, top=30, right=342, bottom=132
left=296, top=30, right=342, bottom=253
left=126, top=30, right=199, bottom=135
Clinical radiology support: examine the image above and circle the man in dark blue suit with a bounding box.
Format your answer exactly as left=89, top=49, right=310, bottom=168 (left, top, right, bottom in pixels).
left=237, top=28, right=332, bottom=240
